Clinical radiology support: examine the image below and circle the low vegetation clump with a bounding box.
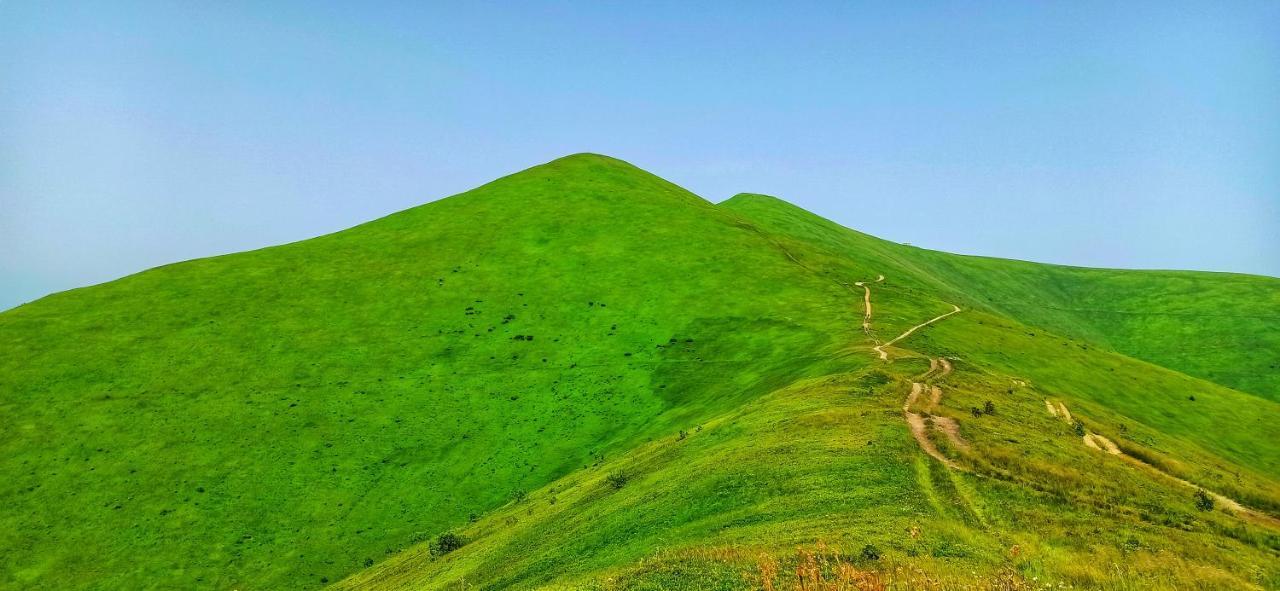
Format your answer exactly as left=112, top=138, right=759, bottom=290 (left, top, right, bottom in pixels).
left=430, top=533, right=465, bottom=556
left=1195, top=489, right=1215, bottom=512
left=605, top=470, right=630, bottom=490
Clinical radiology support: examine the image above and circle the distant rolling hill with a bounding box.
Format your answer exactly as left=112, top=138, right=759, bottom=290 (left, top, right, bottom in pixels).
left=1, top=154, right=1276, bottom=591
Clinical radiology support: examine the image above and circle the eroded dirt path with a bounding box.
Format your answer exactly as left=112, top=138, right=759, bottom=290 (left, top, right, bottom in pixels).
left=855, top=271, right=1275, bottom=528
left=1046, top=401, right=1279, bottom=528
left=904, top=398, right=962, bottom=470
left=854, top=282, right=873, bottom=331
left=927, top=386, right=943, bottom=411
left=900, top=354, right=971, bottom=469
left=903, top=371, right=969, bottom=469
left=933, top=416, right=970, bottom=451
left=874, top=304, right=961, bottom=361
left=903, top=382, right=923, bottom=411
left=852, top=275, right=885, bottom=337
left=1083, top=433, right=1121, bottom=455
left=854, top=276, right=968, bottom=469
left=922, top=357, right=939, bottom=379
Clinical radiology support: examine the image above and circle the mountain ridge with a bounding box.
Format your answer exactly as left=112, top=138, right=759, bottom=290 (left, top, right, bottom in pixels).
left=2, top=154, right=1277, bottom=590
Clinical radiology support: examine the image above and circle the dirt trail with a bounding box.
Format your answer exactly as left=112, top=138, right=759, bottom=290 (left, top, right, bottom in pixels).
left=853, top=282, right=873, bottom=331
left=1085, top=433, right=1122, bottom=455
left=928, top=386, right=943, bottom=412
left=922, top=358, right=939, bottom=379
left=852, top=275, right=885, bottom=340
left=1055, top=402, right=1073, bottom=423
left=849, top=270, right=1276, bottom=528
left=901, top=356, right=971, bottom=469
left=905, top=402, right=962, bottom=470
left=1046, top=401, right=1279, bottom=528
left=856, top=276, right=968, bottom=469
left=903, top=382, right=923, bottom=412
left=933, top=416, right=970, bottom=451
left=874, top=304, right=961, bottom=361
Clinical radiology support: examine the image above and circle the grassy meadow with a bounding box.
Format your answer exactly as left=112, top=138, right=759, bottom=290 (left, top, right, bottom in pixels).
left=1, top=155, right=1276, bottom=590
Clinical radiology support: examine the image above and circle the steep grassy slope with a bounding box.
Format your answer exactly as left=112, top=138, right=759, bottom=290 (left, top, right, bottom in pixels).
left=2, top=155, right=1277, bottom=591
left=721, top=194, right=1280, bottom=401
left=0, top=155, right=867, bottom=590
left=335, top=317, right=1280, bottom=590
left=337, top=189, right=1280, bottom=591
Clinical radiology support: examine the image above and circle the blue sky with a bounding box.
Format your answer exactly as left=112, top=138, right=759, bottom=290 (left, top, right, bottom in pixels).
left=3, top=2, right=1278, bottom=310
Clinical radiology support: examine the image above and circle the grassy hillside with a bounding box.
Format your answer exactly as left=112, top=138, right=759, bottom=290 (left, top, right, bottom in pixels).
left=340, top=361, right=1280, bottom=590
left=0, top=155, right=867, bottom=590
left=721, top=193, right=1280, bottom=401
left=1, top=155, right=1276, bottom=590
left=339, top=187, right=1279, bottom=591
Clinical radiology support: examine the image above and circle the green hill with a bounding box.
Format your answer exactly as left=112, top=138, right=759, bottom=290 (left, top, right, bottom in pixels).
left=1, top=154, right=1277, bottom=590
left=721, top=193, right=1280, bottom=402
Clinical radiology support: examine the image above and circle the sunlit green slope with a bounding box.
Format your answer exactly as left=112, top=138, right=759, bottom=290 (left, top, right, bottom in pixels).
left=0, top=155, right=865, bottom=590
left=335, top=175, right=1280, bottom=590
left=1, top=155, right=1276, bottom=591
left=722, top=193, right=1280, bottom=401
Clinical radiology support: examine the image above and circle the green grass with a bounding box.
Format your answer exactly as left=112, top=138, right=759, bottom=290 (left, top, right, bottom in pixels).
left=0, top=155, right=859, bottom=589
left=337, top=364, right=1278, bottom=590
left=720, top=193, right=1280, bottom=401
left=1, top=154, right=1276, bottom=590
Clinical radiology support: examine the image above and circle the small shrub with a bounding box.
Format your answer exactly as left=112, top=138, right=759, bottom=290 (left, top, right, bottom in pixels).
left=1194, top=489, right=1215, bottom=512
left=858, top=371, right=891, bottom=389
left=605, top=470, right=630, bottom=490
left=431, top=532, right=465, bottom=556
left=931, top=539, right=969, bottom=558
left=1121, top=536, right=1141, bottom=554
left=859, top=544, right=881, bottom=561
left=1073, top=421, right=1086, bottom=437
left=970, top=407, right=983, bottom=418
left=983, top=400, right=996, bottom=415
left=677, top=429, right=688, bottom=441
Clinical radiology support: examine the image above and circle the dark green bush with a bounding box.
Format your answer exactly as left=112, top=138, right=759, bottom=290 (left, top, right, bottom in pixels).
left=605, top=470, right=629, bottom=490
left=1194, top=489, right=1214, bottom=512
left=431, top=532, right=465, bottom=556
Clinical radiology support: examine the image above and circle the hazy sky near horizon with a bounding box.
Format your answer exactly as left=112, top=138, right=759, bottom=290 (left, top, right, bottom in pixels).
left=3, top=2, right=1278, bottom=311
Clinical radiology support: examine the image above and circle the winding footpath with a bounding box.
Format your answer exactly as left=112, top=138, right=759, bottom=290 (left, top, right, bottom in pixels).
left=857, top=273, right=1276, bottom=528
left=855, top=276, right=968, bottom=469
left=852, top=275, right=883, bottom=335
left=873, top=304, right=962, bottom=361
left=1046, top=400, right=1280, bottom=528
left=901, top=357, right=969, bottom=470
